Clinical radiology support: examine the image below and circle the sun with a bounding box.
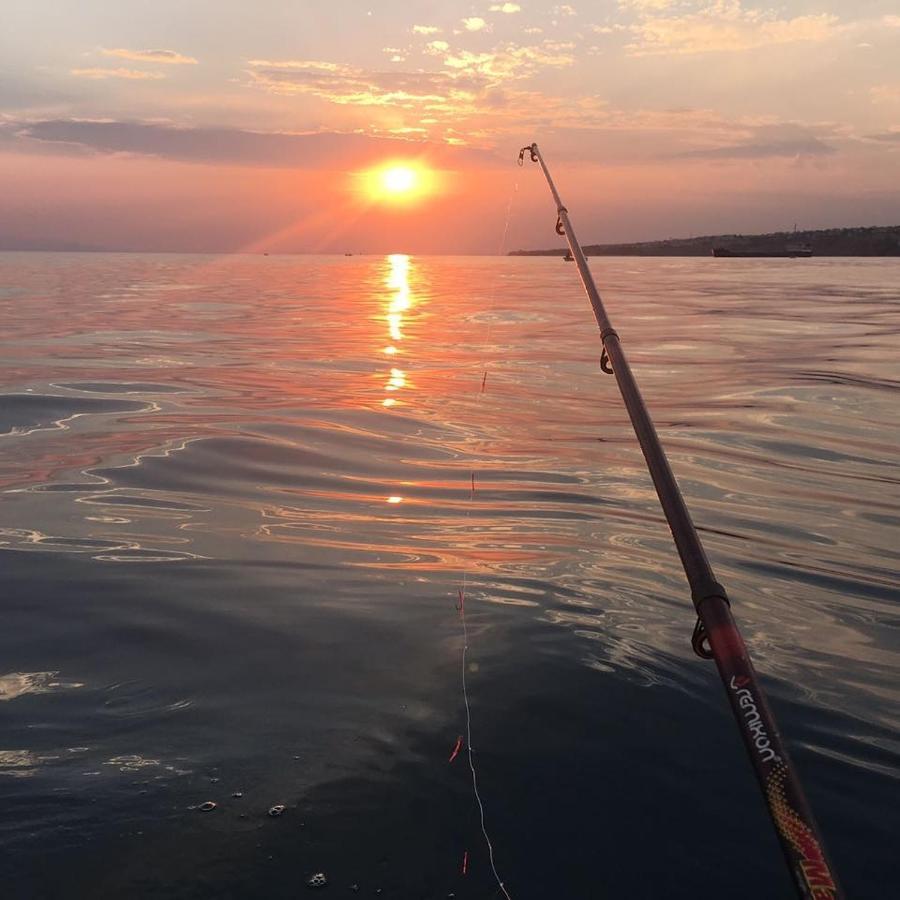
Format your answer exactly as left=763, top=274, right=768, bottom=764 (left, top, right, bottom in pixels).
left=382, top=166, right=417, bottom=194
left=356, top=161, right=440, bottom=205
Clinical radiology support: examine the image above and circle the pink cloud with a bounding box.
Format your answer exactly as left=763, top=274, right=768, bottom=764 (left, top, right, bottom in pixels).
left=71, top=68, right=166, bottom=80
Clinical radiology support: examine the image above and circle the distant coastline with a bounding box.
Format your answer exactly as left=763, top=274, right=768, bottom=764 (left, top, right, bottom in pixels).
left=4, top=224, right=900, bottom=257
left=509, top=225, right=900, bottom=257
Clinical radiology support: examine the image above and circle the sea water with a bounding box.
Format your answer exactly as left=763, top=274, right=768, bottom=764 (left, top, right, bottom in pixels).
left=0, top=252, right=897, bottom=898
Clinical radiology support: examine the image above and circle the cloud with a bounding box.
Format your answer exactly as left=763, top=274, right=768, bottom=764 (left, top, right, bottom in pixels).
left=463, top=17, right=489, bottom=32
left=71, top=68, right=166, bottom=80
left=870, top=84, right=900, bottom=103
left=247, top=43, right=575, bottom=115
left=490, top=3, right=521, bottom=12
left=246, top=59, right=472, bottom=108
left=677, top=125, right=836, bottom=159
left=412, top=25, right=440, bottom=35
left=99, top=48, right=198, bottom=65
left=626, top=1, right=841, bottom=55
left=618, top=0, right=674, bottom=10
left=237, top=44, right=849, bottom=164
left=866, top=130, right=900, bottom=143
left=681, top=139, right=835, bottom=159
left=553, top=4, right=577, bottom=15
left=432, top=42, right=576, bottom=79
left=9, top=119, right=496, bottom=167
left=238, top=43, right=584, bottom=152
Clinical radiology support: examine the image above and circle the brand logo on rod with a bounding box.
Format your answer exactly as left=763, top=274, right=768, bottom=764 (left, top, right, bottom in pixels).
left=729, top=675, right=780, bottom=764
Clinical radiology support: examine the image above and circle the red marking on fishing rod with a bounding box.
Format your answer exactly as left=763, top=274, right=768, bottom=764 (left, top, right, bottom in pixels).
left=481, top=371, right=487, bottom=393
left=471, top=472, right=476, bottom=498
left=766, top=766, right=838, bottom=898
left=462, top=850, right=469, bottom=875
left=449, top=736, right=463, bottom=763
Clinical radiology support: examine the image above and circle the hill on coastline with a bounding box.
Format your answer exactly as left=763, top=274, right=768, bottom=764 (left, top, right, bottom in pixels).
left=509, top=225, right=900, bottom=257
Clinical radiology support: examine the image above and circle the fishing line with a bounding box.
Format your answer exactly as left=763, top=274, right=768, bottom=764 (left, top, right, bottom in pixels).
left=450, top=167, right=520, bottom=900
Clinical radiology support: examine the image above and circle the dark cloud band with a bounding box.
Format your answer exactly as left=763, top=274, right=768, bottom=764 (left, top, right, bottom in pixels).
left=5, top=119, right=498, bottom=168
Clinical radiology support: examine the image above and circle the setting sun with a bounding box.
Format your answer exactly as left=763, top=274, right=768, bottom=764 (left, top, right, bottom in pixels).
left=356, top=161, right=441, bottom=205
left=383, top=166, right=416, bottom=194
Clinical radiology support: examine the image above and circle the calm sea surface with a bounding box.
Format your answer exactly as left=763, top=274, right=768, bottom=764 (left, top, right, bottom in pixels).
left=0, top=252, right=897, bottom=898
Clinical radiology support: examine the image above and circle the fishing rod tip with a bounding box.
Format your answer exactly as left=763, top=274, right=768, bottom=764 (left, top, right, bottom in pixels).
left=517, top=143, right=538, bottom=165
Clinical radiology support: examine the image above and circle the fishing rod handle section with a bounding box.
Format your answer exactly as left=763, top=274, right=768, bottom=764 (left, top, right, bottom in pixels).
left=701, top=597, right=843, bottom=900
left=604, top=282, right=843, bottom=900
left=603, top=332, right=842, bottom=899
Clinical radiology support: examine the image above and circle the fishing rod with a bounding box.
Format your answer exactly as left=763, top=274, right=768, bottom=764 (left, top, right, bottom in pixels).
left=518, top=142, right=842, bottom=900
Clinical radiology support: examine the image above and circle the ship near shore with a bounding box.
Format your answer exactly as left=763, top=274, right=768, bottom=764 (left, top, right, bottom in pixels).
left=712, top=245, right=813, bottom=258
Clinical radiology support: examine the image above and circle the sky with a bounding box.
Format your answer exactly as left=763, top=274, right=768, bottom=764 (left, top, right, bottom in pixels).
left=1, top=0, right=899, bottom=253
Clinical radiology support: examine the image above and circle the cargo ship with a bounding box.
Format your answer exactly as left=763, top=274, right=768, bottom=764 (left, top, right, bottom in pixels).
left=712, top=244, right=813, bottom=258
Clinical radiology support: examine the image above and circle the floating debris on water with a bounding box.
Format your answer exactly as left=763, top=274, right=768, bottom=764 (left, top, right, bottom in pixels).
left=198, top=801, right=217, bottom=812
left=267, top=804, right=286, bottom=817
left=306, top=872, right=327, bottom=888
left=105, top=754, right=161, bottom=773
left=232, top=791, right=243, bottom=798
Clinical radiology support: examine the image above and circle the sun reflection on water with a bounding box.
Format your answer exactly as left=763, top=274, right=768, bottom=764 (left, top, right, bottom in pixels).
left=381, top=254, right=413, bottom=409
left=386, top=253, right=411, bottom=344
left=379, top=254, right=415, bottom=496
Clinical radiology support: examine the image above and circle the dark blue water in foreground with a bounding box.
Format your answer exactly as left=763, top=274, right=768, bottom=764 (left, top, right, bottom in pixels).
left=0, top=252, right=897, bottom=898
